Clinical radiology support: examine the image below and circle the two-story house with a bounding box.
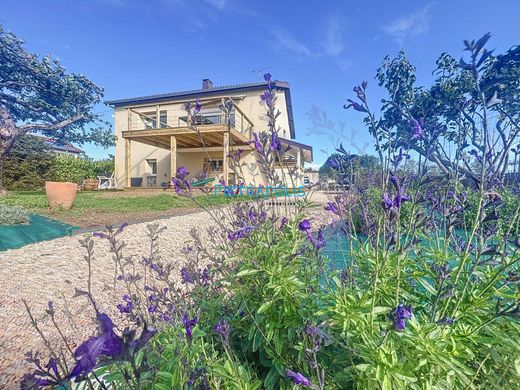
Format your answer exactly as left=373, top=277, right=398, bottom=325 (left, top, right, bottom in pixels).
left=105, top=79, right=313, bottom=189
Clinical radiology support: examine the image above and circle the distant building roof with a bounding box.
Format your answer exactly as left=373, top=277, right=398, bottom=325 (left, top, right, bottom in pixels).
left=105, top=80, right=296, bottom=139
left=38, top=136, right=83, bottom=154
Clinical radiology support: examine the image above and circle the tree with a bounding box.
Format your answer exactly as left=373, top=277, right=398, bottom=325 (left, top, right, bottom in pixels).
left=345, top=33, right=520, bottom=187
left=4, top=134, right=55, bottom=190
left=0, top=25, right=113, bottom=191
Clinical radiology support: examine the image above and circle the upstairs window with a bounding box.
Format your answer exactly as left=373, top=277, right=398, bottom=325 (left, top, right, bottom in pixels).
left=141, top=111, right=168, bottom=129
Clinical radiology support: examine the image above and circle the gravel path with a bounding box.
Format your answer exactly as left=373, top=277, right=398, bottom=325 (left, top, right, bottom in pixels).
left=0, top=191, right=333, bottom=389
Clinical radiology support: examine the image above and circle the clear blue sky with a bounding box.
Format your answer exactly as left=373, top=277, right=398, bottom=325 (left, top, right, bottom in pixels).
left=2, top=0, right=519, bottom=166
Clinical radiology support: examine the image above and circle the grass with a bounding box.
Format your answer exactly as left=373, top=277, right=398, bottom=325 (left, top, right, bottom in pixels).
left=0, top=190, right=239, bottom=227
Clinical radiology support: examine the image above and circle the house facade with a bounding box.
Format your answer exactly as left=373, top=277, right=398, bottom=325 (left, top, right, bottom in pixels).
left=105, top=79, right=312, bottom=189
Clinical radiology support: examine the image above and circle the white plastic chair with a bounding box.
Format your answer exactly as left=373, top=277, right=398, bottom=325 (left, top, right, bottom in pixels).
left=98, top=172, right=116, bottom=190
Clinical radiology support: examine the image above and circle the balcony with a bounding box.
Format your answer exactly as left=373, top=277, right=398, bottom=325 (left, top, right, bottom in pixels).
left=122, top=102, right=254, bottom=149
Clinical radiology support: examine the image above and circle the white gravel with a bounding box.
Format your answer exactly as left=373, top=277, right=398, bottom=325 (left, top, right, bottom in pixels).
left=0, top=190, right=334, bottom=389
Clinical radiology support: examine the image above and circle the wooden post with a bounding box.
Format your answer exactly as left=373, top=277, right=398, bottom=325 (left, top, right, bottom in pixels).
left=125, top=138, right=131, bottom=188
left=223, top=131, right=229, bottom=184
left=170, top=135, right=177, bottom=179
left=155, top=104, right=160, bottom=128
left=296, top=148, right=302, bottom=186
left=127, top=108, right=131, bottom=130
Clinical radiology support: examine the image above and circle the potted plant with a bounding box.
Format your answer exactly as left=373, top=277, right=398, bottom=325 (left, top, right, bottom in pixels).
left=46, top=155, right=93, bottom=209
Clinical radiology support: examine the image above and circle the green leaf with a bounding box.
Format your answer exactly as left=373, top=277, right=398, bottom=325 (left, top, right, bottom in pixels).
left=356, top=364, right=370, bottom=372
left=236, top=268, right=260, bottom=277
left=371, top=306, right=392, bottom=315
left=154, top=384, right=171, bottom=390
left=156, top=371, right=173, bottom=381
left=135, top=350, right=144, bottom=368
left=394, top=372, right=417, bottom=383
left=257, top=301, right=272, bottom=314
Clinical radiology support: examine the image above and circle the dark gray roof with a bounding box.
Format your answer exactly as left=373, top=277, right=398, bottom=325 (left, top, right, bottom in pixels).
left=105, top=80, right=296, bottom=138
left=280, top=137, right=313, bottom=161
left=37, top=136, right=83, bottom=154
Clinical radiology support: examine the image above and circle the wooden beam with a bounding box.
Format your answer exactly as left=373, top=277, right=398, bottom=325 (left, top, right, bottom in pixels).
left=125, top=138, right=131, bottom=187
left=170, top=135, right=177, bottom=179
left=122, top=125, right=226, bottom=138
left=178, top=145, right=252, bottom=153
left=223, top=131, right=229, bottom=184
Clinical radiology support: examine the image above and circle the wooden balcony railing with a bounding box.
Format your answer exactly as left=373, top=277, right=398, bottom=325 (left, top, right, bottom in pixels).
left=126, top=103, right=254, bottom=139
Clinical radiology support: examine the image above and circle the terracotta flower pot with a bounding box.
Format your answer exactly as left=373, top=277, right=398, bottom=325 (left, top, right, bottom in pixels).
left=83, top=178, right=99, bottom=191
left=45, top=181, right=78, bottom=210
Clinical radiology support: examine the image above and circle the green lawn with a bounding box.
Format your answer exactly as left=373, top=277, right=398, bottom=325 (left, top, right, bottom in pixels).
left=0, top=190, right=238, bottom=227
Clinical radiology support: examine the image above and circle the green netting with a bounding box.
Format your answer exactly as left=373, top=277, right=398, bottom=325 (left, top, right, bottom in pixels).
left=0, top=213, right=78, bottom=251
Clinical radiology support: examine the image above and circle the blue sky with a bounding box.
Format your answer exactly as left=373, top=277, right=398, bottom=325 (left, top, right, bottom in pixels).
left=2, top=0, right=520, bottom=166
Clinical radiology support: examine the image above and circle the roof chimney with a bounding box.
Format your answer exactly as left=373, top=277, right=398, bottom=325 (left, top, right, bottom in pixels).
left=202, top=79, right=214, bottom=90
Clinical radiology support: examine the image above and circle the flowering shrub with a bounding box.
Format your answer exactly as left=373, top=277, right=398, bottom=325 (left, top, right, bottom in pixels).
left=19, top=60, right=520, bottom=389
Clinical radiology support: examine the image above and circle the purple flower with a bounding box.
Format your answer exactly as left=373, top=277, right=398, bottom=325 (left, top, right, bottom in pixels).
left=200, top=268, right=210, bottom=286
left=324, top=202, right=339, bottom=215
left=313, top=229, right=326, bottom=250
left=411, top=118, right=424, bottom=140
left=251, top=132, right=262, bottom=153
left=280, top=216, right=288, bottom=229
left=271, top=132, right=282, bottom=151
left=227, top=226, right=253, bottom=241
left=194, top=98, right=201, bottom=113
left=264, top=73, right=272, bottom=82
left=181, top=267, right=194, bottom=284
left=177, top=166, right=189, bottom=179
left=344, top=99, right=367, bottom=113
left=393, top=304, right=413, bottom=331
left=285, top=369, right=312, bottom=387
left=382, top=193, right=393, bottom=209
left=160, top=313, right=171, bottom=322
left=393, top=192, right=411, bottom=208
left=298, top=219, right=311, bottom=232
left=69, top=314, right=123, bottom=379
left=92, top=231, right=109, bottom=239
left=183, top=314, right=198, bottom=341
left=328, top=157, right=340, bottom=170
left=213, top=318, right=231, bottom=345
left=171, top=177, right=191, bottom=195
left=45, top=357, right=59, bottom=377
left=391, top=147, right=410, bottom=168
left=353, top=85, right=366, bottom=102
left=117, top=295, right=133, bottom=314
left=148, top=305, right=157, bottom=313
left=261, top=90, right=273, bottom=107
left=382, top=174, right=411, bottom=210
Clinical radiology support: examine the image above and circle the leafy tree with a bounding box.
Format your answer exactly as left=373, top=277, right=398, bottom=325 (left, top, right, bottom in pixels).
left=345, top=33, right=520, bottom=187
left=320, top=152, right=380, bottom=176
left=0, top=25, right=113, bottom=191
left=3, top=134, right=55, bottom=190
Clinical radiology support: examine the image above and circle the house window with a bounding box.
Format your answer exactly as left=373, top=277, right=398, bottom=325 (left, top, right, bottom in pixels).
left=147, top=159, right=157, bottom=175
left=204, top=159, right=223, bottom=172
left=141, top=111, right=168, bottom=129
